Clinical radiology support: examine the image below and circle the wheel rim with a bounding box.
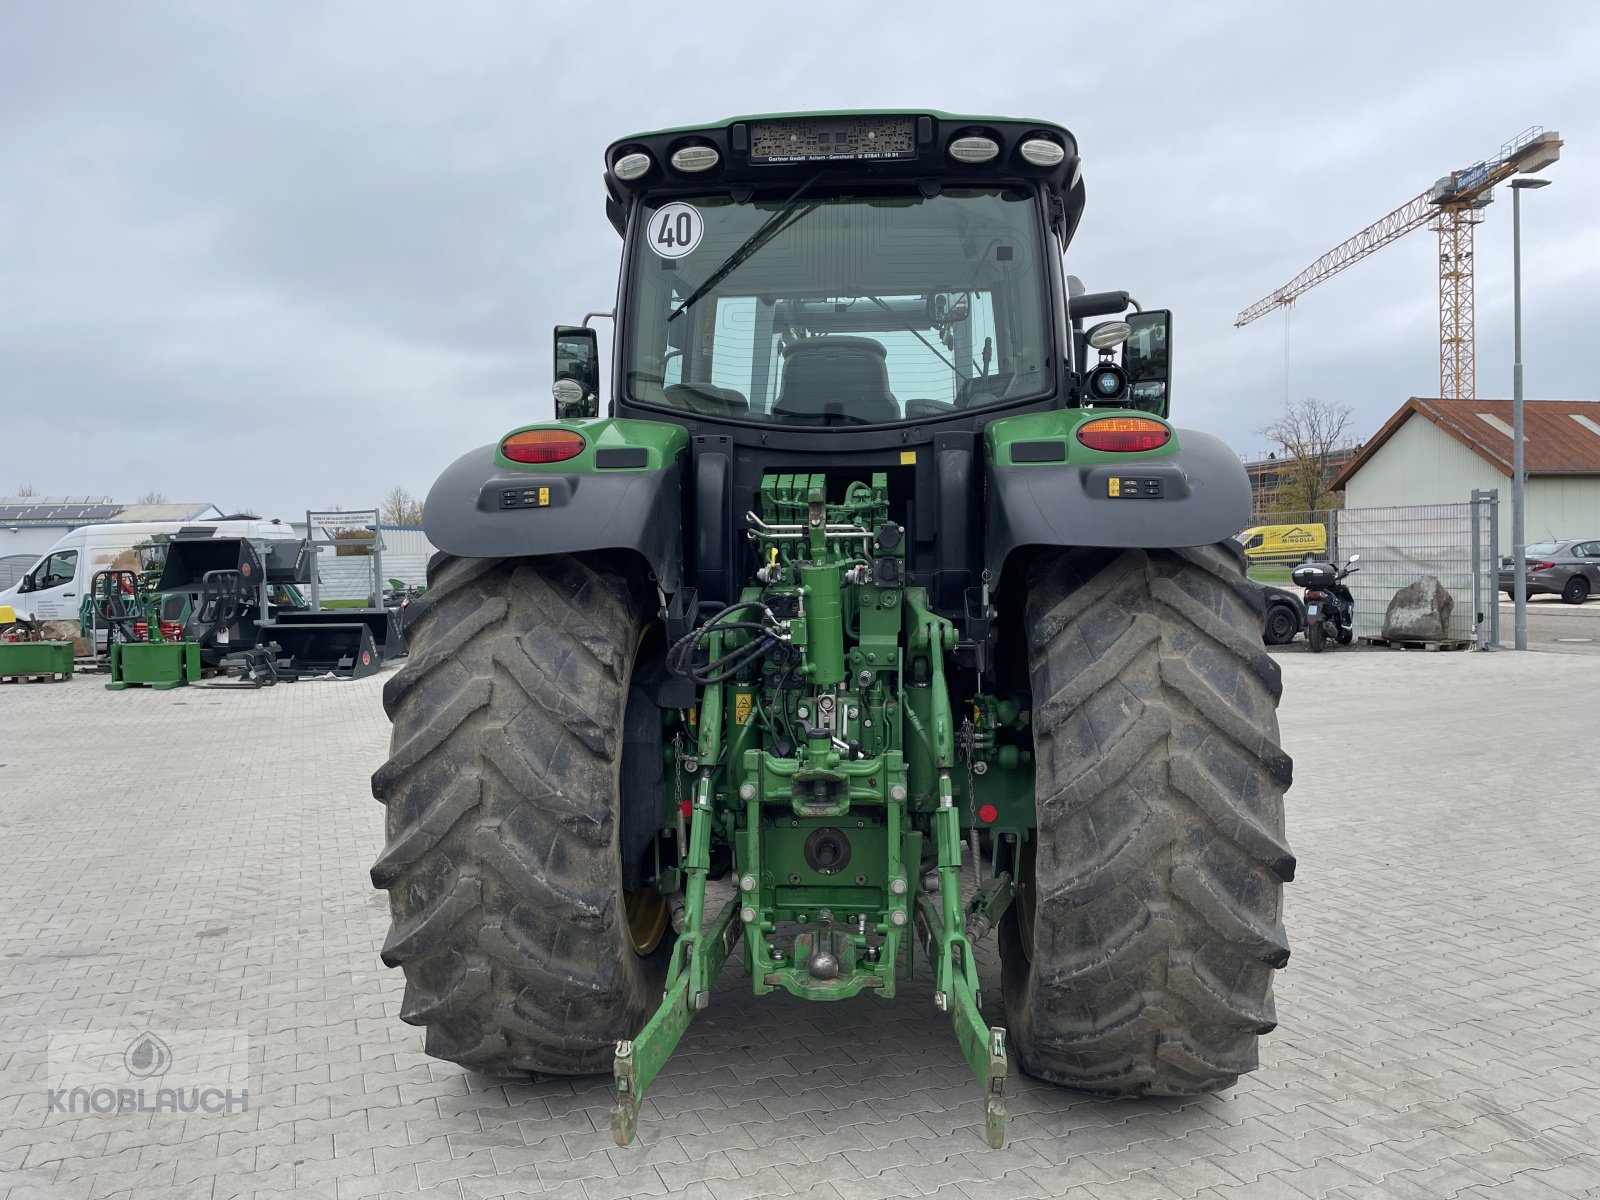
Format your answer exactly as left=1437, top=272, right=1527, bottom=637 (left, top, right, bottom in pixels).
left=1268, top=610, right=1293, bottom=641
left=1566, top=579, right=1588, bottom=603
left=624, top=888, right=668, bottom=955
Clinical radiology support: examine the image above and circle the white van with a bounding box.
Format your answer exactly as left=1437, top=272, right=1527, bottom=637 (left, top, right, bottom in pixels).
left=0, top=519, right=299, bottom=623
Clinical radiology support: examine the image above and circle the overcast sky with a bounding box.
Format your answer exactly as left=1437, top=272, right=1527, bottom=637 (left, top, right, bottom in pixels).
left=2, top=2, right=1596, bottom=517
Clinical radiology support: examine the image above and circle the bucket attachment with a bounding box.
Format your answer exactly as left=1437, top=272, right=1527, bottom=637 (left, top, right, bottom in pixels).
left=268, top=607, right=402, bottom=660
left=259, top=538, right=314, bottom=584
left=155, top=536, right=266, bottom=593
left=259, top=620, right=382, bottom=679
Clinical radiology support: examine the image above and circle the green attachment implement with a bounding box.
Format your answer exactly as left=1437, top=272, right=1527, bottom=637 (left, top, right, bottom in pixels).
left=0, top=635, right=74, bottom=684
left=609, top=472, right=1013, bottom=1149
left=103, top=579, right=201, bottom=691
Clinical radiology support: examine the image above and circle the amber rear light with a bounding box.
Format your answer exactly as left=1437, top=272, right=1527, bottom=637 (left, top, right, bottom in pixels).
left=501, top=429, right=586, bottom=464
left=1076, top=416, right=1171, bottom=453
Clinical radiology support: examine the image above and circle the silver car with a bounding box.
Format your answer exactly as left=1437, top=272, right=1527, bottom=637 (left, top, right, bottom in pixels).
left=1499, top=539, right=1600, bottom=604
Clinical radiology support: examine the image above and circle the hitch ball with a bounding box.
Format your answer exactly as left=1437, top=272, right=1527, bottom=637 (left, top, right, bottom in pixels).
left=807, top=949, right=839, bottom=980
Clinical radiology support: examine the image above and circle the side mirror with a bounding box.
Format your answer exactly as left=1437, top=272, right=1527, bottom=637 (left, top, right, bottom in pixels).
left=1348, top=554, right=1360, bottom=564
left=552, top=325, right=600, bottom=420
left=1123, top=310, right=1171, bottom=416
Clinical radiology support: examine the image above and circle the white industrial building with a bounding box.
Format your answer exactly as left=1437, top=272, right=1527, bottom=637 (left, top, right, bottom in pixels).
left=1330, top=397, right=1600, bottom=556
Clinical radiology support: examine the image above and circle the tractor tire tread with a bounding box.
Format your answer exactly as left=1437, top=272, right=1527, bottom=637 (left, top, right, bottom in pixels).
left=1004, top=543, right=1293, bottom=1097
left=370, top=552, right=664, bottom=1078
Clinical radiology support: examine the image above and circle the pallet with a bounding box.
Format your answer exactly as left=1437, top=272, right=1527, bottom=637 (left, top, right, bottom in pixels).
left=0, top=671, right=73, bottom=683
left=1359, top=637, right=1472, bottom=652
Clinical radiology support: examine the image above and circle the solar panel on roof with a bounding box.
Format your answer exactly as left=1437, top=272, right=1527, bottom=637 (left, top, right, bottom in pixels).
left=0, top=501, right=122, bottom=521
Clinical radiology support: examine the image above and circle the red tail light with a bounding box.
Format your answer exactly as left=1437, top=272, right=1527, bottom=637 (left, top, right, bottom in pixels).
left=502, top=428, right=586, bottom=464
left=1076, top=416, right=1171, bottom=453
left=1528, top=561, right=1556, bottom=572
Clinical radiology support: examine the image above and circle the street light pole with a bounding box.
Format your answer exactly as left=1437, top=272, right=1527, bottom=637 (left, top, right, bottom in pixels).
left=1510, top=176, right=1551, bottom=651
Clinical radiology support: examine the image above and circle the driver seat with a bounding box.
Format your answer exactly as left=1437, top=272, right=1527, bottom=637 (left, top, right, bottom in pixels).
left=773, top=338, right=898, bottom=425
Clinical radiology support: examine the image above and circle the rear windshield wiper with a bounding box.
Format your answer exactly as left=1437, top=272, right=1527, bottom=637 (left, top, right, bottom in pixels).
left=668, top=170, right=828, bottom=322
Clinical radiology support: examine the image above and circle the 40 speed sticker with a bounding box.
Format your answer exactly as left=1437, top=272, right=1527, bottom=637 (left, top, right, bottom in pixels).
left=648, top=202, right=704, bottom=259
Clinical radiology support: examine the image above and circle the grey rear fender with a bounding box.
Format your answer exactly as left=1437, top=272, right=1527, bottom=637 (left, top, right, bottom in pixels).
left=423, top=442, right=685, bottom=592
left=984, top=427, right=1250, bottom=579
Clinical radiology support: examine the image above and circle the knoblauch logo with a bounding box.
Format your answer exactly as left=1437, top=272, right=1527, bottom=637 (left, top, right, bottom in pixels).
left=46, top=1029, right=248, bottom=1115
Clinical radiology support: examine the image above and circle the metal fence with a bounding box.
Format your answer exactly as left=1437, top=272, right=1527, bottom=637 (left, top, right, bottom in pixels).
left=1333, top=493, right=1499, bottom=647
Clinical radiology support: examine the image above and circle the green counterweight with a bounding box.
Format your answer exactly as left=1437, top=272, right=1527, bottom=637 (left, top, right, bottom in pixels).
left=799, top=562, right=845, bottom=687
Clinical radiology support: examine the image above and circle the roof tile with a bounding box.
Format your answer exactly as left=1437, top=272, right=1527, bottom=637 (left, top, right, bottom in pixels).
left=1331, top=397, right=1600, bottom=489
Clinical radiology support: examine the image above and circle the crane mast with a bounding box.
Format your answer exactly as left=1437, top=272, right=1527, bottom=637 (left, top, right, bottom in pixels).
left=1237, top=127, right=1563, bottom=399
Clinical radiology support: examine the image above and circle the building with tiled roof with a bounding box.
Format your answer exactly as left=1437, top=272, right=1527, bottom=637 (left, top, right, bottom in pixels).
left=1330, top=398, right=1600, bottom=556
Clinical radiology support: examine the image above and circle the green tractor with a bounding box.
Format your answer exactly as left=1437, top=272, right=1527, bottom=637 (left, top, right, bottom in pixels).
left=371, top=111, right=1294, bottom=1148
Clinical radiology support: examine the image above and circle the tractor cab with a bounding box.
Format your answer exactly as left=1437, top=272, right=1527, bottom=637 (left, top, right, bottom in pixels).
left=560, top=111, right=1170, bottom=430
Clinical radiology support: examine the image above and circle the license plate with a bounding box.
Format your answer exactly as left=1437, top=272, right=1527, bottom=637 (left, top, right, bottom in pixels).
left=748, top=116, right=917, bottom=163
left=1305, top=604, right=1319, bottom=616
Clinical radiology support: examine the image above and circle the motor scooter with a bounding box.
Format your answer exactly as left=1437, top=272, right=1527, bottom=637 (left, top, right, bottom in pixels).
left=1292, top=555, right=1360, bottom=653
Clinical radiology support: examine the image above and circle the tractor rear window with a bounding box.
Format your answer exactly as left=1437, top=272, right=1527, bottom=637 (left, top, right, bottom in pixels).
left=623, top=189, right=1053, bottom=427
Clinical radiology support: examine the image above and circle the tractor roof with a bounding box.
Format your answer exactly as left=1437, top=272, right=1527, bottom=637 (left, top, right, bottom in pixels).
left=601, top=109, right=1085, bottom=244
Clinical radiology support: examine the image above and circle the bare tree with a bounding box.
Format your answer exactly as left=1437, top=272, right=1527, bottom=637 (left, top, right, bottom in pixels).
left=15, top=482, right=38, bottom=498
left=382, top=485, right=425, bottom=526
left=1257, top=397, right=1354, bottom=516
left=138, top=490, right=169, bottom=505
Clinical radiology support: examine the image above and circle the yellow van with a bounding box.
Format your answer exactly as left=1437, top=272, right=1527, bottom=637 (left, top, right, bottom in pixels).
left=1235, top=523, right=1327, bottom=563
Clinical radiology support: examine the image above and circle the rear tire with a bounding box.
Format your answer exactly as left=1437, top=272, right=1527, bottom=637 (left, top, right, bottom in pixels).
left=1307, top=620, right=1326, bottom=652
left=1562, top=576, right=1590, bottom=605
left=1002, top=544, right=1294, bottom=1096
left=370, top=554, right=670, bottom=1075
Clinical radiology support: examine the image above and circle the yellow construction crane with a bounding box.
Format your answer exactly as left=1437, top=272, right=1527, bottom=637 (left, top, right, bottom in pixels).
left=1236, top=127, right=1563, bottom=399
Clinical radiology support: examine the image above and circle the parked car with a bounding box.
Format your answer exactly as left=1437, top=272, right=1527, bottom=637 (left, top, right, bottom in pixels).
left=1498, top=539, right=1600, bottom=604
left=1255, top=580, right=1305, bottom=645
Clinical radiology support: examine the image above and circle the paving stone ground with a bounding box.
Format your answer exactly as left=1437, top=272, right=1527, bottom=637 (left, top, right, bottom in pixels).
left=2, top=651, right=1598, bottom=1200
